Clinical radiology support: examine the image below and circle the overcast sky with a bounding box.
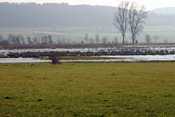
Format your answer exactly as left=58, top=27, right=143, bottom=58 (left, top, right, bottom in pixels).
left=0, top=0, right=175, bottom=10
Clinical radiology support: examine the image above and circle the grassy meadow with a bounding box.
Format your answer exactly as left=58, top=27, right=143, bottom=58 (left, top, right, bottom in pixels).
left=1, top=62, right=175, bottom=116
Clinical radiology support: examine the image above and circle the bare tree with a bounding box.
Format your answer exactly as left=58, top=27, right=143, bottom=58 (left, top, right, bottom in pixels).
left=102, top=37, right=108, bottom=44
left=48, top=35, right=53, bottom=44
left=8, top=34, right=14, bottom=44
left=33, top=37, right=38, bottom=44
left=41, top=36, right=48, bottom=44
left=145, top=34, right=151, bottom=44
left=57, top=39, right=62, bottom=44
left=113, top=0, right=130, bottom=44
left=89, top=37, right=94, bottom=44
left=128, top=2, right=148, bottom=44
left=95, top=34, right=100, bottom=43
left=66, top=38, right=71, bottom=44
left=41, top=35, right=53, bottom=44
left=84, top=33, right=89, bottom=43
left=0, top=35, right=3, bottom=42
left=7, top=34, right=22, bottom=45
left=62, top=38, right=66, bottom=44
left=19, top=35, right=25, bottom=44
left=27, top=36, right=32, bottom=44
left=15, top=35, right=25, bottom=44
left=113, top=37, right=118, bottom=43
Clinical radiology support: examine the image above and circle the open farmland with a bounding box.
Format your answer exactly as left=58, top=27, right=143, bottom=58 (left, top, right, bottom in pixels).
left=0, top=62, right=175, bottom=116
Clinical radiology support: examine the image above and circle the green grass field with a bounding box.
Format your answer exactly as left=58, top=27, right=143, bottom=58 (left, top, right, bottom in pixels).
left=1, top=62, right=175, bottom=116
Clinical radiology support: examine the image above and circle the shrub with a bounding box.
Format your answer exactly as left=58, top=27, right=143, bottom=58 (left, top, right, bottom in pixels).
left=51, top=57, right=61, bottom=64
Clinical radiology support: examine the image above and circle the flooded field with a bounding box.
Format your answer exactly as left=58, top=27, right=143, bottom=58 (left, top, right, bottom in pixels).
left=0, top=58, right=50, bottom=63
left=1, top=46, right=175, bottom=55
left=1, top=46, right=175, bottom=63
left=0, top=55, right=175, bottom=63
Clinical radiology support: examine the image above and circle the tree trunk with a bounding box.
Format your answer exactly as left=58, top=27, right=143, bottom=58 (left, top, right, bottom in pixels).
left=122, top=34, right=125, bottom=44
left=132, top=34, right=135, bottom=44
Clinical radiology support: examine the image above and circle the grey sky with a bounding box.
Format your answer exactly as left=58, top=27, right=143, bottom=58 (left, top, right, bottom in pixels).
left=0, top=0, right=175, bottom=10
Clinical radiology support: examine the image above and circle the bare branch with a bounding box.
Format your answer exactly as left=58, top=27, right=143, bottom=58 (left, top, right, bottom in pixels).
left=128, top=2, right=148, bottom=44
left=113, top=0, right=130, bottom=44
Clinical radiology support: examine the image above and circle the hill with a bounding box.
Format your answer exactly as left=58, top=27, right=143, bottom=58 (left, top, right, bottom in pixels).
left=0, top=2, right=175, bottom=28
left=152, top=7, right=175, bottom=15
left=0, top=2, right=116, bottom=28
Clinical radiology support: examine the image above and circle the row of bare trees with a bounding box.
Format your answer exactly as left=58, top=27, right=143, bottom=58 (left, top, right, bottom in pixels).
left=145, top=34, right=168, bottom=44
left=113, top=0, right=148, bottom=44
left=26, top=35, right=54, bottom=45
left=84, top=33, right=118, bottom=44
left=0, top=34, right=53, bottom=45
left=0, top=33, right=118, bottom=45
left=8, top=34, right=25, bottom=45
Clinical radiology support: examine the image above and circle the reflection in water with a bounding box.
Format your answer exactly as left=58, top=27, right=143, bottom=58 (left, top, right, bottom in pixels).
left=0, top=58, right=50, bottom=63
left=0, top=55, right=175, bottom=63
left=102, top=55, right=175, bottom=61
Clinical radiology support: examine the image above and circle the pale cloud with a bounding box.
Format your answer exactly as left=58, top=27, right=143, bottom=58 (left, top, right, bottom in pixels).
left=0, top=0, right=175, bottom=10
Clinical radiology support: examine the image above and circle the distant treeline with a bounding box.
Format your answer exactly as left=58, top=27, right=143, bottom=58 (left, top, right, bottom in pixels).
left=0, top=2, right=175, bottom=28
left=0, top=43, right=122, bottom=50
left=0, top=34, right=54, bottom=45
left=0, top=33, right=119, bottom=45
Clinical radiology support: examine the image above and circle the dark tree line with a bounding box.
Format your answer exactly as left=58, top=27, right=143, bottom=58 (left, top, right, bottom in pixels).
left=0, top=34, right=53, bottom=45
left=0, top=33, right=119, bottom=45
left=83, top=33, right=118, bottom=44
left=7, top=34, right=25, bottom=45
left=27, top=35, right=53, bottom=45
